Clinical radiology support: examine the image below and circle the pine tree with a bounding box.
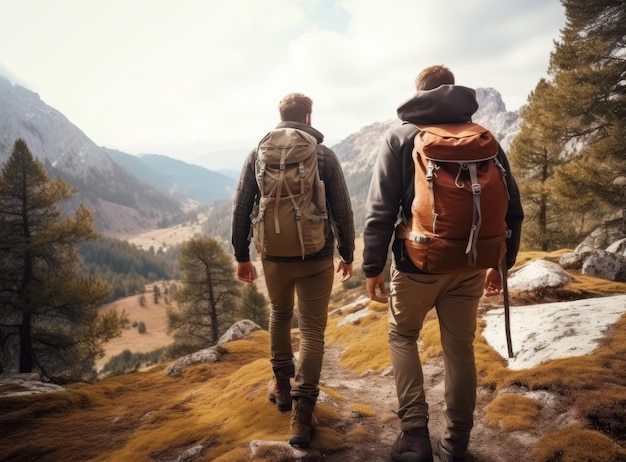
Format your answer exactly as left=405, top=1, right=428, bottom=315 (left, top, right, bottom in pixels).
left=239, top=283, right=269, bottom=330
left=508, top=79, right=588, bottom=250
left=0, top=139, right=125, bottom=380
left=549, top=0, right=626, bottom=231
left=167, top=236, right=240, bottom=357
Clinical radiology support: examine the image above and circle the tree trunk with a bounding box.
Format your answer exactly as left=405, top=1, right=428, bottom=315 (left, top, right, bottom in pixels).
left=19, top=311, right=33, bottom=372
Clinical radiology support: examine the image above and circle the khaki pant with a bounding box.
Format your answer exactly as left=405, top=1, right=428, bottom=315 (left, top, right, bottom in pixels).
left=262, top=258, right=334, bottom=402
left=388, top=263, right=485, bottom=453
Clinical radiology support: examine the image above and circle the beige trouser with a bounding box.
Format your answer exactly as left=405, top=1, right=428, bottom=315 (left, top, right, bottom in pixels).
left=262, top=258, right=334, bottom=402
left=388, top=263, right=485, bottom=453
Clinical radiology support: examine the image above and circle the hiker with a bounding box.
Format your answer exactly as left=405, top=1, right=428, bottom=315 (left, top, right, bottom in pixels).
left=231, top=92, right=355, bottom=448
left=362, top=65, right=523, bottom=462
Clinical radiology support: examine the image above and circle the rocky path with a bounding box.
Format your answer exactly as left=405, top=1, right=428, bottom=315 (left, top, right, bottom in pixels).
left=317, top=345, right=543, bottom=462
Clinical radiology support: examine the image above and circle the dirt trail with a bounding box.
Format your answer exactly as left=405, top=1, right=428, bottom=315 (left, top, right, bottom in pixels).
left=317, top=343, right=553, bottom=462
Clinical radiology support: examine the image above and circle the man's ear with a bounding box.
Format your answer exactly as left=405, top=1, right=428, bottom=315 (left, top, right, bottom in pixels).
left=304, top=112, right=311, bottom=125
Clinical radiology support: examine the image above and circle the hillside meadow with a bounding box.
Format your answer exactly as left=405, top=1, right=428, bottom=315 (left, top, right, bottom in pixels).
left=1, top=250, right=626, bottom=461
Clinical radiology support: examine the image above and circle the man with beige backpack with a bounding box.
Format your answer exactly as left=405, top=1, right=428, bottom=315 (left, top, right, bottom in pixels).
left=232, top=92, right=355, bottom=448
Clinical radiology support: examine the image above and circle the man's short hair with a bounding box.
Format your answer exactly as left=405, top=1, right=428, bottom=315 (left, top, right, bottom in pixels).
left=278, top=93, right=313, bottom=122
left=415, top=65, right=455, bottom=91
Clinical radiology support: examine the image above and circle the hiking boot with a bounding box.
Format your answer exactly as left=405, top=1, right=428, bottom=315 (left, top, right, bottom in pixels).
left=288, top=397, right=315, bottom=448
left=391, top=426, right=433, bottom=462
left=267, top=376, right=291, bottom=412
left=436, top=439, right=465, bottom=462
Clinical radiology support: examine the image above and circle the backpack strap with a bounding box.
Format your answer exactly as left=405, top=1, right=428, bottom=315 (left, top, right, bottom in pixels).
left=273, top=150, right=286, bottom=233
left=465, top=162, right=482, bottom=266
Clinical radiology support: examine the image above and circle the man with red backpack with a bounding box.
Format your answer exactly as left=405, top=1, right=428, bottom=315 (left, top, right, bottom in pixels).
left=362, top=65, right=523, bottom=462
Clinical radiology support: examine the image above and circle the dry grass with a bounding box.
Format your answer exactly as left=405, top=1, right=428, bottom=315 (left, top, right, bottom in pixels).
left=532, top=425, right=626, bottom=461
left=0, top=329, right=347, bottom=462
left=1, top=248, right=626, bottom=461
left=483, top=394, right=541, bottom=431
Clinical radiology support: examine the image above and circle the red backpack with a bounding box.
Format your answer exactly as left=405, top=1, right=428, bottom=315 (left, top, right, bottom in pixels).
left=398, top=123, right=509, bottom=273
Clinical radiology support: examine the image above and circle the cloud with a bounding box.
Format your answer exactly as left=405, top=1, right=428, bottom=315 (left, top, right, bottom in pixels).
left=0, top=0, right=564, bottom=169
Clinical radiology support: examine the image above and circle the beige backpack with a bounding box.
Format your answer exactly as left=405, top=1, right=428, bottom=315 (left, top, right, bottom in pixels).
left=251, top=128, right=327, bottom=259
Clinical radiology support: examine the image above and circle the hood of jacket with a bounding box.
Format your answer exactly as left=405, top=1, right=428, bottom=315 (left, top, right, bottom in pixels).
left=396, top=85, right=479, bottom=124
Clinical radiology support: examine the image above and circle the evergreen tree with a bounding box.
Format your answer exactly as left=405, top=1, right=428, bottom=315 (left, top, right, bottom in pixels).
left=239, top=283, right=269, bottom=330
left=153, top=284, right=161, bottom=304
left=0, top=139, right=126, bottom=380
left=508, top=79, right=587, bottom=250
left=549, top=0, right=626, bottom=231
left=167, top=236, right=239, bottom=357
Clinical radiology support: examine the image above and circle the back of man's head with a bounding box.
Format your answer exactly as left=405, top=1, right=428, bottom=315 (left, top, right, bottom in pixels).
left=279, top=93, right=313, bottom=123
left=415, top=65, right=455, bottom=91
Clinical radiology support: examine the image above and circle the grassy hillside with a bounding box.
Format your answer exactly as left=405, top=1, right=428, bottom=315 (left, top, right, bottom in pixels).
left=2, top=252, right=626, bottom=461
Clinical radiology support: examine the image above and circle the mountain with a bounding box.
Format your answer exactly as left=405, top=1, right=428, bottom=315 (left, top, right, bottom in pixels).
left=0, top=74, right=520, bottom=240
left=474, top=87, right=521, bottom=149
left=0, top=76, right=181, bottom=235
left=105, top=150, right=236, bottom=204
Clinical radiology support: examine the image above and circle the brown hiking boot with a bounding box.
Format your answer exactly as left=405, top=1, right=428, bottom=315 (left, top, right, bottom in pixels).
left=391, top=426, right=433, bottom=462
left=436, top=439, right=465, bottom=462
left=288, top=397, right=315, bottom=448
left=267, top=376, right=291, bottom=412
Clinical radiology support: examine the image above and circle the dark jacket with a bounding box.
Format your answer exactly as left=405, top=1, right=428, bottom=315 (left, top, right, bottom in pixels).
left=232, top=121, right=355, bottom=264
left=362, top=85, right=524, bottom=278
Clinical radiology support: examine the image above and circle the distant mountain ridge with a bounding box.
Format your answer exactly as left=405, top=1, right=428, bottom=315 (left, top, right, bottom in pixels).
left=0, top=74, right=520, bottom=239
left=0, top=76, right=234, bottom=235
left=104, top=150, right=235, bottom=204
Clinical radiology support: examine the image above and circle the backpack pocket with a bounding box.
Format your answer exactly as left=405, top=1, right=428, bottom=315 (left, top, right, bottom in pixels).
left=404, top=234, right=506, bottom=274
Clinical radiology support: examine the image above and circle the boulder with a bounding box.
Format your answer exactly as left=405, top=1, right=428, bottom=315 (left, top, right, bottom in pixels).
left=508, top=259, right=572, bottom=292
left=581, top=249, right=626, bottom=282
left=163, top=345, right=225, bottom=377
left=249, top=440, right=308, bottom=461
left=337, top=308, right=375, bottom=327
left=575, top=222, right=623, bottom=254
left=558, top=252, right=583, bottom=270
left=164, top=320, right=261, bottom=376
left=0, top=373, right=66, bottom=396
left=217, top=319, right=261, bottom=345
left=606, top=237, right=626, bottom=257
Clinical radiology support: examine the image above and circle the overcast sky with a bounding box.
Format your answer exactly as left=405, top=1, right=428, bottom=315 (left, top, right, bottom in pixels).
left=0, top=0, right=565, bottom=170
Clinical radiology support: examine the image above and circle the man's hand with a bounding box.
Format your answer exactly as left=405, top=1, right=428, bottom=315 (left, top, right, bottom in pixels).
left=237, top=261, right=256, bottom=283
left=337, top=260, right=353, bottom=282
left=366, top=274, right=388, bottom=303
left=483, top=267, right=502, bottom=297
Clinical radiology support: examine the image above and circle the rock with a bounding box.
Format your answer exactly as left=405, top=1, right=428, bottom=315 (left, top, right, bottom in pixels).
left=176, top=444, right=204, bottom=462
left=0, top=373, right=66, bottom=396
left=558, top=252, right=583, bottom=270
left=606, top=237, right=626, bottom=257
left=507, top=259, right=572, bottom=292
left=337, top=308, right=373, bottom=327
left=581, top=249, right=626, bottom=282
left=164, top=320, right=261, bottom=377
left=249, top=440, right=308, bottom=461
left=163, top=345, right=226, bottom=377
left=483, top=295, right=626, bottom=369
left=575, top=222, right=623, bottom=254
left=217, top=319, right=261, bottom=345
